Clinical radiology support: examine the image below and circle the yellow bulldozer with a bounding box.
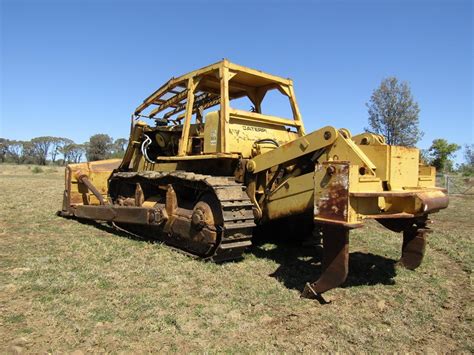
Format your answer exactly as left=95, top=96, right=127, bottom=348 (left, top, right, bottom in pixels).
left=59, top=60, right=448, bottom=298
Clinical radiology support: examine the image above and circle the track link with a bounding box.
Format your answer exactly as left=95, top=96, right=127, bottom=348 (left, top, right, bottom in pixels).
left=110, top=171, right=256, bottom=262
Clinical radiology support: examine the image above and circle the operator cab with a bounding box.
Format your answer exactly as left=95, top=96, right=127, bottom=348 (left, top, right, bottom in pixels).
left=133, top=60, right=304, bottom=161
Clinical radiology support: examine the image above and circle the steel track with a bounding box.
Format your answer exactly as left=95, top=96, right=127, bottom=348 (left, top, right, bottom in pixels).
left=110, top=171, right=256, bottom=262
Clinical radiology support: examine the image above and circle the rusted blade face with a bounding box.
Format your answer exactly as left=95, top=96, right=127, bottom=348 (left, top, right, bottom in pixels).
left=301, top=226, right=349, bottom=298
left=415, top=190, right=449, bottom=214
left=400, top=226, right=430, bottom=270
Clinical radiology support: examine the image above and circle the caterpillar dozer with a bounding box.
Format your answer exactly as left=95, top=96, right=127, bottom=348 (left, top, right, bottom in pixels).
left=59, top=60, right=448, bottom=298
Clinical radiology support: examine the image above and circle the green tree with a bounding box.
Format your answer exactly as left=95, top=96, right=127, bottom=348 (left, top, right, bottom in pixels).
left=458, top=144, right=474, bottom=175
left=419, top=149, right=430, bottom=165
left=464, top=144, right=474, bottom=166
left=21, top=141, right=37, bottom=164
left=427, top=139, right=460, bottom=173
left=73, top=144, right=86, bottom=163
left=111, top=138, right=128, bottom=158
left=50, top=137, right=73, bottom=164
left=86, top=134, right=113, bottom=161
left=61, top=143, right=86, bottom=164
left=0, top=138, right=9, bottom=162
left=366, top=77, right=423, bottom=146
left=30, top=136, right=56, bottom=165
left=6, top=140, right=24, bottom=164
left=60, top=143, right=74, bottom=164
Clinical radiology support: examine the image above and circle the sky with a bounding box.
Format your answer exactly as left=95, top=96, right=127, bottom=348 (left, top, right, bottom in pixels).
left=1, top=0, right=472, bottom=163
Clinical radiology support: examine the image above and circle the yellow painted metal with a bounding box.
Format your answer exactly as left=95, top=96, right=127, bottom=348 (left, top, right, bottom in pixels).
left=219, top=63, right=230, bottom=153
left=133, top=59, right=304, bottom=159
left=229, top=108, right=303, bottom=129
left=287, top=84, right=305, bottom=135
left=352, top=132, right=385, bottom=145
left=66, top=159, right=121, bottom=206
left=387, top=146, right=419, bottom=189
left=58, top=61, right=451, bottom=301
left=203, top=111, right=299, bottom=157
left=64, top=61, right=447, bottom=231
left=418, top=165, right=436, bottom=187
left=320, top=133, right=377, bottom=175
left=178, top=78, right=199, bottom=156
left=203, top=112, right=220, bottom=154
left=249, top=126, right=338, bottom=173
left=265, top=172, right=314, bottom=220
left=250, top=123, right=446, bottom=225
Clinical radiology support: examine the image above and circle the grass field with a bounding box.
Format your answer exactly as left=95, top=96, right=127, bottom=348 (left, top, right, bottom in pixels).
left=1, top=164, right=472, bottom=353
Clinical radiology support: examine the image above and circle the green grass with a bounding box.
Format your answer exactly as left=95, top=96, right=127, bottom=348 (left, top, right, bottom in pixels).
left=31, top=166, right=44, bottom=174
left=0, top=163, right=472, bottom=352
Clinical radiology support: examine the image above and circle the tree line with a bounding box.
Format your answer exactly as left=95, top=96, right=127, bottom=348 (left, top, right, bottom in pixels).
left=0, top=134, right=128, bottom=165
left=1, top=77, right=471, bottom=175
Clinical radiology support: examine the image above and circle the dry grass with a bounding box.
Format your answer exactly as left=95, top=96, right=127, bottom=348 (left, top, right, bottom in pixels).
left=0, top=163, right=472, bottom=352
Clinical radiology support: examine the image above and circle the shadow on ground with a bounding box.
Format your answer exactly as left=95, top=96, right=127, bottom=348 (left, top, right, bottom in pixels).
left=249, top=235, right=397, bottom=293
left=70, top=217, right=150, bottom=242
left=68, top=216, right=397, bottom=293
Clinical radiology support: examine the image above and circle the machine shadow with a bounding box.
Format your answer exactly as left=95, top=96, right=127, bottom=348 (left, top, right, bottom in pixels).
left=72, top=218, right=157, bottom=243
left=249, top=232, right=397, bottom=293
left=69, top=217, right=398, bottom=293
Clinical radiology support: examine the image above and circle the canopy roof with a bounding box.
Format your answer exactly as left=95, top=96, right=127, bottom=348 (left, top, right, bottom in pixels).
left=134, top=60, right=294, bottom=120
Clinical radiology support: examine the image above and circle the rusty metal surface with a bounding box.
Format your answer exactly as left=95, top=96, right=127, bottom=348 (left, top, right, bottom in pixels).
left=314, top=163, right=350, bottom=222
left=312, top=216, right=363, bottom=229
left=351, top=191, right=417, bottom=197
left=86, top=159, right=122, bottom=172
left=415, top=190, right=449, bottom=214
left=74, top=205, right=153, bottom=224
left=301, top=226, right=349, bottom=298
left=351, top=187, right=447, bottom=198
left=368, top=212, right=415, bottom=219
left=400, top=223, right=431, bottom=270
left=75, top=173, right=107, bottom=205
left=377, top=216, right=431, bottom=270
left=165, top=214, right=217, bottom=245
left=108, top=171, right=255, bottom=262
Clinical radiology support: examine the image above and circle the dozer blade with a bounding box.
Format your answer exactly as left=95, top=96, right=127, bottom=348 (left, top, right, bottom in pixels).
left=301, top=226, right=349, bottom=298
